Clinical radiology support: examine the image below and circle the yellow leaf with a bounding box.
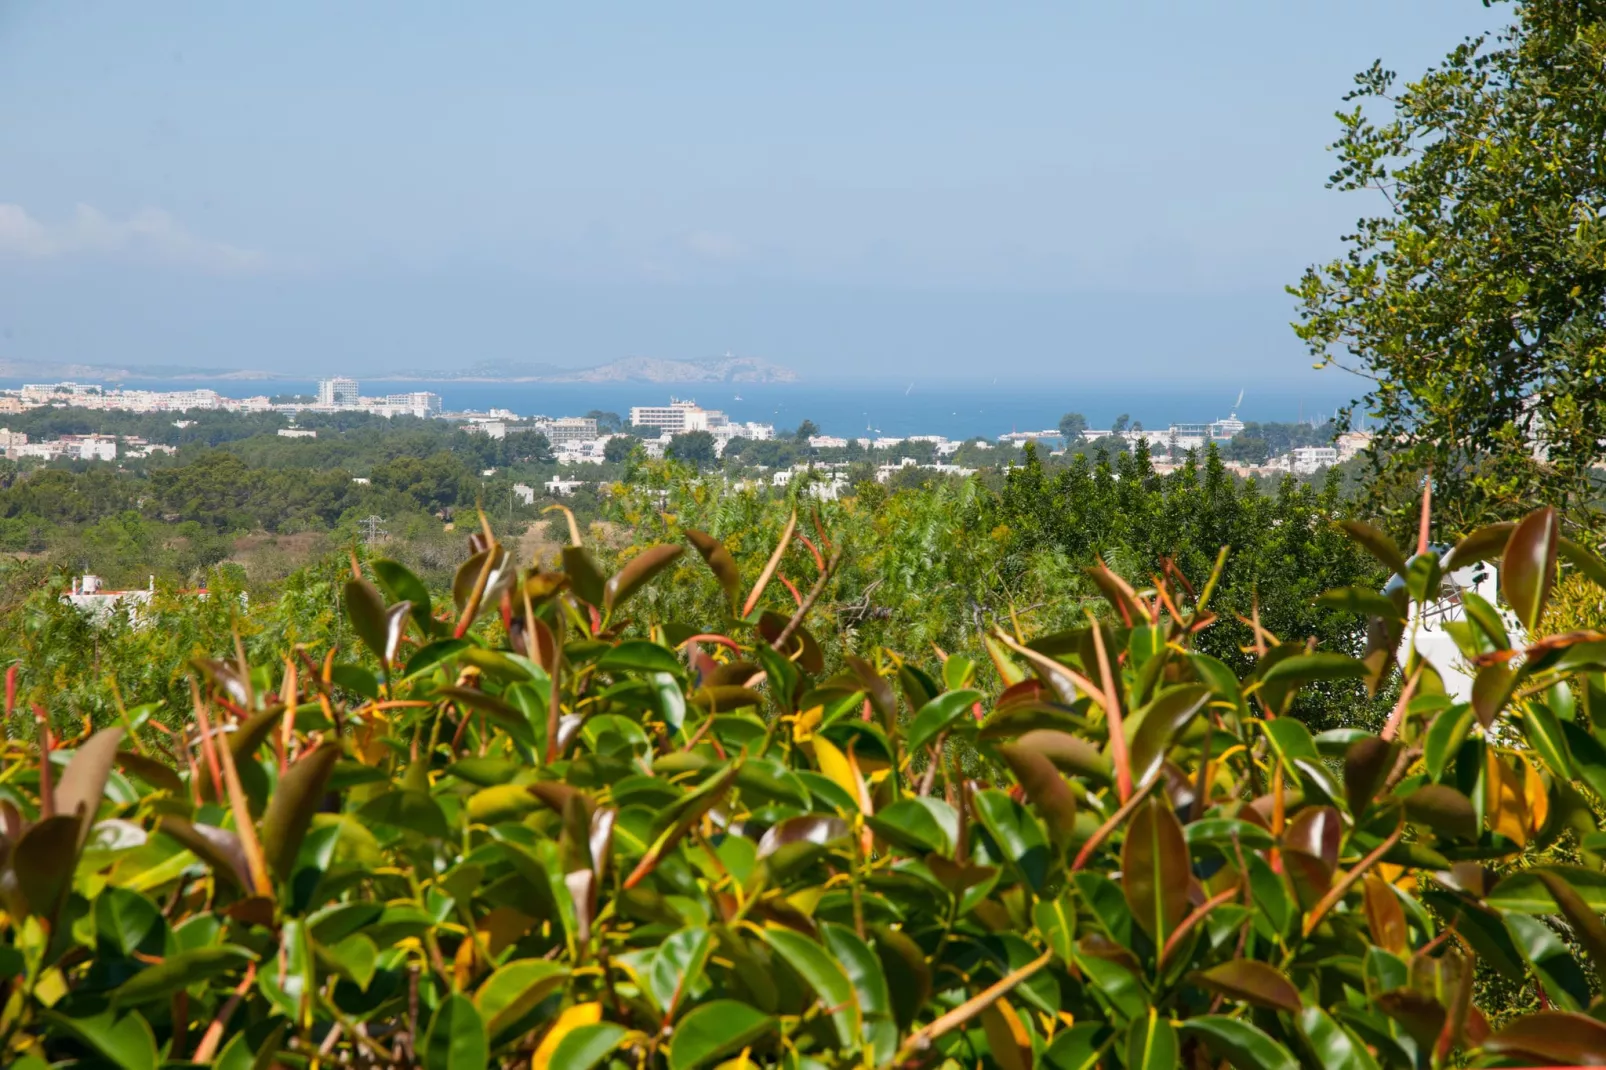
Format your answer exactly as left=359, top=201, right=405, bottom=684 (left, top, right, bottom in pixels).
left=810, top=735, right=861, bottom=807
left=791, top=705, right=823, bottom=743
left=1485, top=751, right=1528, bottom=847
left=531, top=1002, right=602, bottom=1070
left=980, top=999, right=1033, bottom=1070
left=1523, top=756, right=1549, bottom=834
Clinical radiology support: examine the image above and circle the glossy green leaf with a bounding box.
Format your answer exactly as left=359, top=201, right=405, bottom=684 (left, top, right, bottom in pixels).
left=1126, top=1011, right=1178, bottom=1070
left=1339, top=520, right=1407, bottom=578
left=1127, top=684, right=1210, bottom=786
left=422, top=993, right=488, bottom=1070
left=1507, top=912, right=1591, bottom=1010
left=475, top=959, right=570, bottom=1043
left=112, top=945, right=256, bottom=1005
left=549, top=1022, right=631, bottom=1070
left=596, top=640, right=682, bottom=675
left=971, top=787, right=1051, bottom=892
left=562, top=544, right=608, bottom=607
left=648, top=927, right=714, bottom=1021
left=1177, top=1016, right=1299, bottom=1070
left=1295, top=1006, right=1379, bottom=1070
left=41, top=1008, right=158, bottom=1070
left=668, top=1002, right=774, bottom=1070
left=260, top=743, right=339, bottom=880
left=1523, top=702, right=1572, bottom=781
left=905, top=689, right=982, bottom=754
left=867, top=797, right=952, bottom=855
left=1422, top=703, right=1476, bottom=781
left=95, top=886, right=164, bottom=958
left=1122, top=797, right=1188, bottom=944
left=763, top=926, right=860, bottom=1047
left=373, top=557, right=433, bottom=635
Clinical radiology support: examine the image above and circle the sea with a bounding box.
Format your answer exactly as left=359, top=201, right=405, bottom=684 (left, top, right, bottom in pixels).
left=0, top=378, right=1363, bottom=440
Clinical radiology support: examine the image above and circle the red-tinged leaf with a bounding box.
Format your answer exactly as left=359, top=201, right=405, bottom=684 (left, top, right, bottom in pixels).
left=1502, top=505, right=1559, bottom=631
left=685, top=529, right=741, bottom=609
left=998, top=743, right=1078, bottom=849
left=260, top=744, right=339, bottom=882
left=1402, top=784, right=1479, bottom=842
left=1343, top=736, right=1396, bottom=817
left=1121, top=797, right=1189, bottom=944
left=1014, top=729, right=1113, bottom=786
left=1085, top=558, right=1152, bottom=625
left=1284, top=806, right=1342, bottom=870
left=741, top=510, right=796, bottom=620
left=14, top=814, right=82, bottom=920
left=116, top=750, right=183, bottom=796
left=1471, top=662, right=1517, bottom=729
left=158, top=817, right=253, bottom=891
left=1339, top=520, right=1408, bottom=577
left=1363, top=875, right=1407, bottom=954
left=54, top=727, right=124, bottom=849
left=604, top=544, right=684, bottom=614
left=1191, top=960, right=1302, bottom=1014
left=756, top=815, right=850, bottom=859
left=1484, top=1011, right=1606, bottom=1066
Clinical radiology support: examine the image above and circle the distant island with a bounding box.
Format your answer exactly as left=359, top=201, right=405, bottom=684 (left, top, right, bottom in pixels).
left=389, top=356, right=800, bottom=384
left=0, top=354, right=798, bottom=385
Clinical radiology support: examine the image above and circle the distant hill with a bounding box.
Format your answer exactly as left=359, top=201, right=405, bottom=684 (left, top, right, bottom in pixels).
left=0, top=359, right=275, bottom=382
left=391, top=356, right=800, bottom=384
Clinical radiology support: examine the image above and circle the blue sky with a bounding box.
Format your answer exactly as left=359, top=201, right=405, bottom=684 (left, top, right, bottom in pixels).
left=0, top=2, right=1500, bottom=381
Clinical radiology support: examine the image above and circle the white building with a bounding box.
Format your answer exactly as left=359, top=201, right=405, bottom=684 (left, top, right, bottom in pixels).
left=535, top=417, right=599, bottom=445
left=630, top=400, right=729, bottom=435
left=545, top=477, right=587, bottom=497
left=384, top=391, right=442, bottom=416
left=1291, top=446, right=1340, bottom=475
left=808, top=435, right=849, bottom=449
left=317, top=377, right=360, bottom=409
left=277, top=428, right=317, bottom=439
left=513, top=483, right=536, bottom=505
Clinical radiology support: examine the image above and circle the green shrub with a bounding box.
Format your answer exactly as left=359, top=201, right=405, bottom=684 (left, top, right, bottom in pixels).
left=3, top=503, right=1606, bottom=1068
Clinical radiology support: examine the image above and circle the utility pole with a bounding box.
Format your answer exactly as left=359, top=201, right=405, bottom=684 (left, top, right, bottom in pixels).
left=360, top=515, right=387, bottom=544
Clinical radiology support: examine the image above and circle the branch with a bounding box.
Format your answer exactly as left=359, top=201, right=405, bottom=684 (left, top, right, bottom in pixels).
left=772, top=543, right=845, bottom=650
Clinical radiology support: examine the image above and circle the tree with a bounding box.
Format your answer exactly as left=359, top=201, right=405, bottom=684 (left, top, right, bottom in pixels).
left=603, top=434, right=638, bottom=463
left=793, top=418, right=820, bottom=442
left=1291, top=0, right=1606, bottom=533
left=666, top=429, right=717, bottom=469
left=1111, top=413, right=1130, bottom=434
left=586, top=409, right=623, bottom=433
left=1057, top=411, right=1088, bottom=441
left=502, top=429, right=554, bottom=465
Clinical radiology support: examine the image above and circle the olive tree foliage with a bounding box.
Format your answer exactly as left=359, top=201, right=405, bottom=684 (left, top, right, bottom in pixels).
left=1290, top=0, right=1606, bottom=535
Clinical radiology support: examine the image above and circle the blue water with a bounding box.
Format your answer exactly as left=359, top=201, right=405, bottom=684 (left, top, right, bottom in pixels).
left=1, top=378, right=1362, bottom=440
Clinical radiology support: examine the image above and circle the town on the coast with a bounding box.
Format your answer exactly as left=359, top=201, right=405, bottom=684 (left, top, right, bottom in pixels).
left=0, top=377, right=1371, bottom=493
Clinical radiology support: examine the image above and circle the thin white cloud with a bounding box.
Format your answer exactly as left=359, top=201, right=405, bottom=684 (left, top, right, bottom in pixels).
left=0, top=203, right=264, bottom=273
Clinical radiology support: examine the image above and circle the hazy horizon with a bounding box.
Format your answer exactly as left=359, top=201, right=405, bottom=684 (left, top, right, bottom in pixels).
left=1, top=3, right=1500, bottom=380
